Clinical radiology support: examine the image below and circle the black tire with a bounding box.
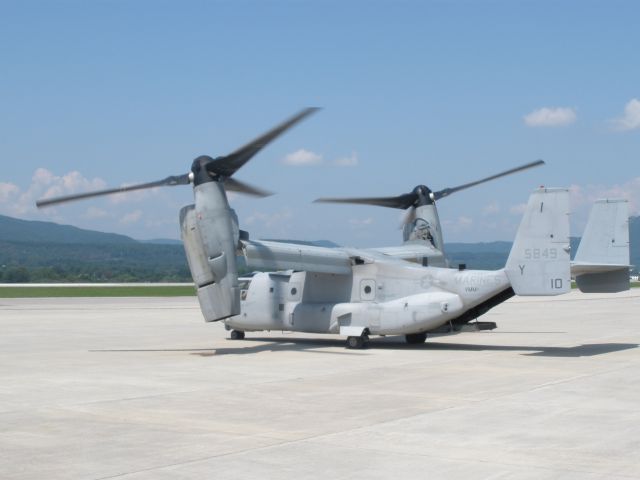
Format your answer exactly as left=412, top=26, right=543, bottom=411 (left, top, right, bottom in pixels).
left=346, top=336, right=364, bottom=349
left=230, top=330, right=245, bottom=340
left=405, top=332, right=427, bottom=344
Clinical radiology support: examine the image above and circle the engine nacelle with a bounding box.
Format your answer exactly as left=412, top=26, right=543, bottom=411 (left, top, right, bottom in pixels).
left=180, top=181, right=240, bottom=322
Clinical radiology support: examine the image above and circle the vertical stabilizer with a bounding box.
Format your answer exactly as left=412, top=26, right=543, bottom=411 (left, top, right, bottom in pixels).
left=505, top=188, right=571, bottom=295
left=574, top=199, right=629, bottom=267
left=572, top=199, right=630, bottom=292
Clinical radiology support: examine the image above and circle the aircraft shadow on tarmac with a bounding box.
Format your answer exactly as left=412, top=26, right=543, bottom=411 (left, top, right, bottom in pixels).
left=200, top=337, right=638, bottom=358
left=419, top=341, right=639, bottom=357
left=92, top=338, right=638, bottom=358
left=212, top=336, right=639, bottom=357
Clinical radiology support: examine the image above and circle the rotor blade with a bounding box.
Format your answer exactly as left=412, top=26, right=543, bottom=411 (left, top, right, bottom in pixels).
left=225, top=177, right=273, bottom=197
left=433, top=160, right=545, bottom=201
left=314, top=192, right=418, bottom=210
left=208, top=107, right=320, bottom=177
left=36, top=173, right=191, bottom=208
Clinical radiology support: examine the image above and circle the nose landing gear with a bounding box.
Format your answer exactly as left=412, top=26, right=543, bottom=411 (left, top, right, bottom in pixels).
left=346, top=332, right=370, bottom=349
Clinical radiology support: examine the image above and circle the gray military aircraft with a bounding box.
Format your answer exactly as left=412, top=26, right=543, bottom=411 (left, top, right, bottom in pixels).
left=36, top=109, right=631, bottom=348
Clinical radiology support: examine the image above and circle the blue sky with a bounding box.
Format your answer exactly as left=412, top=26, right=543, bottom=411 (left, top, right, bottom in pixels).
left=1, top=0, right=639, bottom=247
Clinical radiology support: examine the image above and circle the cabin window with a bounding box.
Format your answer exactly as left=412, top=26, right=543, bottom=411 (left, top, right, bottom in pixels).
left=360, top=279, right=376, bottom=301
left=288, top=283, right=301, bottom=300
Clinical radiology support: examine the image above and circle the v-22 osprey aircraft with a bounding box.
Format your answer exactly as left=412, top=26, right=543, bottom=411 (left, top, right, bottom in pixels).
left=37, top=109, right=631, bottom=348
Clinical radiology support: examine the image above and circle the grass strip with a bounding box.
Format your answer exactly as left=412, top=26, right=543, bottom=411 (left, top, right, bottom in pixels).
left=0, top=286, right=196, bottom=298
left=1, top=282, right=637, bottom=298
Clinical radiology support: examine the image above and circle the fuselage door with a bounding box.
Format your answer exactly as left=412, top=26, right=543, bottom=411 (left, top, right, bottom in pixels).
left=360, top=279, right=376, bottom=301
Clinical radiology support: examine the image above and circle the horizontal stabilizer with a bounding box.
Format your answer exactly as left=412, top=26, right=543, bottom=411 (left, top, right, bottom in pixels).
left=576, top=269, right=630, bottom=293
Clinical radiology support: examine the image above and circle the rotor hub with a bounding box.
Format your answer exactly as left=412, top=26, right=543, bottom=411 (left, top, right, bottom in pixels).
left=412, top=185, right=434, bottom=206
left=191, top=155, right=217, bottom=186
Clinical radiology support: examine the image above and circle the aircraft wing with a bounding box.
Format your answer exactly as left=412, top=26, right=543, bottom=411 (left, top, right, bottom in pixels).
left=241, top=240, right=417, bottom=275
left=367, top=243, right=445, bottom=265
left=241, top=240, right=353, bottom=274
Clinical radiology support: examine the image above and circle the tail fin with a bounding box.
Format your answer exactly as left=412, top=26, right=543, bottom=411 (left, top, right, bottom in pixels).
left=505, top=188, right=571, bottom=295
left=572, top=199, right=630, bottom=293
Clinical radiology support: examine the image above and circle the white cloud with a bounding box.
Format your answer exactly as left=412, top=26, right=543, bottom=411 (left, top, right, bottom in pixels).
left=334, top=152, right=359, bottom=167
left=120, top=210, right=143, bottom=224
left=569, top=177, right=640, bottom=214
left=36, top=169, right=107, bottom=202
left=523, top=107, right=576, bottom=127
left=609, top=98, right=640, bottom=131
left=0, top=167, right=189, bottom=240
left=0, top=168, right=108, bottom=217
left=282, top=149, right=323, bottom=166
left=281, top=149, right=359, bottom=168
left=568, top=178, right=640, bottom=235
left=482, top=201, right=500, bottom=216
left=0, top=182, right=19, bottom=202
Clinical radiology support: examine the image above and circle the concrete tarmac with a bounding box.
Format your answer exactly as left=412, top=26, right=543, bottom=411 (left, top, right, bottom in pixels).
left=1, top=291, right=639, bottom=479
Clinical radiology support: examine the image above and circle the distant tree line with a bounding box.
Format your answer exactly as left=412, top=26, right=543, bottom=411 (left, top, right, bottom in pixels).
left=0, top=241, right=193, bottom=283
left=1, top=222, right=637, bottom=283
left=0, top=241, right=259, bottom=283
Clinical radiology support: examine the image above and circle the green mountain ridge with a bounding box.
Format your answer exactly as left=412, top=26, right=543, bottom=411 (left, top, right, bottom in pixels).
left=0, top=215, right=190, bottom=282
left=0, top=214, right=181, bottom=245
left=0, top=214, right=136, bottom=244
left=0, top=214, right=637, bottom=282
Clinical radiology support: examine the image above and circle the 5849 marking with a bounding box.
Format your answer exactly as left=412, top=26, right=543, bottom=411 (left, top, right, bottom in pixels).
left=524, top=248, right=558, bottom=260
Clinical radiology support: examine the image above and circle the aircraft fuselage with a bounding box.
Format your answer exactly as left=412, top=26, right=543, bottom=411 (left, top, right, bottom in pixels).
left=225, top=262, right=511, bottom=336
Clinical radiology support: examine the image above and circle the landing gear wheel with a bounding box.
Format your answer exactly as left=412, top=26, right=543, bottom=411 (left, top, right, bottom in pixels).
left=230, top=330, right=245, bottom=340
left=405, top=332, right=427, bottom=344
left=346, top=333, right=369, bottom=349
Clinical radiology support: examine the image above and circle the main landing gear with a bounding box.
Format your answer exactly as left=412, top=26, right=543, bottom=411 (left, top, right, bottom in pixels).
left=405, top=332, right=427, bottom=344
left=230, top=330, right=245, bottom=340
left=346, top=332, right=369, bottom=349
